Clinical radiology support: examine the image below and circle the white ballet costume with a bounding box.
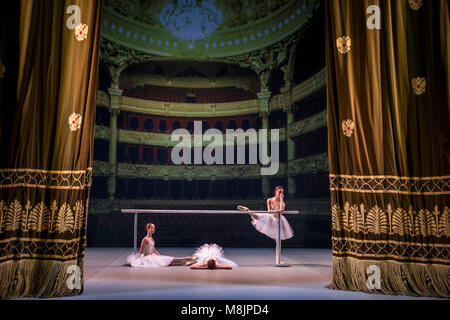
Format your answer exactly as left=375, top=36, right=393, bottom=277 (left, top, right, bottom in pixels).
left=126, top=238, right=174, bottom=267
left=192, top=244, right=238, bottom=267
left=251, top=200, right=294, bottom=240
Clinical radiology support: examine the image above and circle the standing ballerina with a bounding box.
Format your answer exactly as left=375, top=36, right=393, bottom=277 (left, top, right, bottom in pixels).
left=190, top=243, right=237, bottom=269
left=238, top=186, right=293, bottom=260
left=126, top=223, right=195, bottom=267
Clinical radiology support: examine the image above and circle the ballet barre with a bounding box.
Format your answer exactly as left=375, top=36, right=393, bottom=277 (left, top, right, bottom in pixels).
left=122, top=209, right=299, bottom=267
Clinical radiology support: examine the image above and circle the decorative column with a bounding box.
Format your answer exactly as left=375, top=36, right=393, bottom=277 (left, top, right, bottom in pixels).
left=107, top=87, right=122, bottom=200
left=285, top=106, right=296, bottom=197
left=258, top=89, right=271, bottom=197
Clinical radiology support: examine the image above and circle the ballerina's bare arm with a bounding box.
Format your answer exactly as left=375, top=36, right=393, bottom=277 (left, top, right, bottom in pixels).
left=280, top=195, right=286, bottom=211
left=216, top=263, right=233, bottom=269
left=267, top=198, right=272, bottom=211
left=190, top=263, right=232, bottom=269
left=190, top=263, right=209, bottom=269
left=138, top=238, right=147, bottom=255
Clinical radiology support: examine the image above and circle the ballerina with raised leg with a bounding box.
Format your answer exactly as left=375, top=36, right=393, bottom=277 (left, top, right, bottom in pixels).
left=126, top=223, right=195, bottom=267
left=238, top=186, right=293, bottom=263
left=190, top=243, right=237, bottom=270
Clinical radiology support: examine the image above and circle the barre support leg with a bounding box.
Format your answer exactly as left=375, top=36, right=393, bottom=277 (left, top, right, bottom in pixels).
left=133, top=212, right=138, bottom=254
left=274, top=213, right=290, bottom=267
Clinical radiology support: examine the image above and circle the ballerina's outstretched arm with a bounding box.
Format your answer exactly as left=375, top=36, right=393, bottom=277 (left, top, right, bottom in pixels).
left=190, top=263, right=233, bottom=270
left=190, top=263, right=209, bottom=269
left=215, top=263, right=233, bottom=269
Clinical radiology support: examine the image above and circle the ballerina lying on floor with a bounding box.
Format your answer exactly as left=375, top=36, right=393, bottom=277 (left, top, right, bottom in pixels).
left=190, top=243, right=237, bottom=270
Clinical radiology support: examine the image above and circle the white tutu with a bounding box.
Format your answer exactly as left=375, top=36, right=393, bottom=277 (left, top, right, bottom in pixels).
left=126, top=253, right=174, bottom=268
left=126, top=238, right=174, bottom=267
left=251, top=213, right=294, bottom=240
left=192, top=244, right=237, bottom=267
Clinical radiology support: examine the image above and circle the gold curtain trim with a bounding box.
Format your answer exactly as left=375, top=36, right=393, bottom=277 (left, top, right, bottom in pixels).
left=329, top=188, right=450, bottom=195
left=329, top=175, right=450, bottom=194
left=330, top=256, right=450, bottom=297
left=0, top=184, right=91, bottom=190
left=0, top=259, right=84, bottom=298
left=0, top=236, right=86, bottom=244
left=0, top=252, right=84, bottom=262
left=332, top=251, right=449, bottom=264
left=0, top=168, right=93, bottom=190
left=329, top=174, right=450, bottom=180
left=0, top=237, right=85, bottom=263
left=332, top=236, right=450, bottom=248
left=0, top=168, right=93, bottom=174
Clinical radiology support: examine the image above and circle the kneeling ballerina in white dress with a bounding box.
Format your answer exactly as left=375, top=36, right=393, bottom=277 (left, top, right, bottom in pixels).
left=127, top=223, right=194, bottom=267
left=190, top=243, right=237, bottom=269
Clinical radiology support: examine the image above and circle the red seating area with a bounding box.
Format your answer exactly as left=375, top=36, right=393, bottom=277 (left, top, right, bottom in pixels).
left=124, top=85, right=256, bottom=103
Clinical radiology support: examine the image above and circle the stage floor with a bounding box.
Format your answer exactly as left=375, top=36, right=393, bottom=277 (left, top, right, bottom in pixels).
left=32, top=247, right=437, bottom=300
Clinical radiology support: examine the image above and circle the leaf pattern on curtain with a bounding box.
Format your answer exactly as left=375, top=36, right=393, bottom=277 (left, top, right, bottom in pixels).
left=331, top=202, right=449, bottom=238
left=392, top=207, right=413, bottom=236
left=438, top=206, right=449, bottom=237
left=0, top=199, right=86, bottom=233
left=4, top=199, right=23, bottom=231
left=348, top=203, right=365, bottom=233
left=28, top=201, right=50, bottom=232
left=415, top=209, right=438, bottom=237
left=55, top=203, right=75, bottom=233
left=73, top=200, right=84, bottom=231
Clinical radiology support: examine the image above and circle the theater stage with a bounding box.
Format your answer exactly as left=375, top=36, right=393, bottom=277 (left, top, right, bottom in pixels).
left=35, top=247, right=436, bottom=300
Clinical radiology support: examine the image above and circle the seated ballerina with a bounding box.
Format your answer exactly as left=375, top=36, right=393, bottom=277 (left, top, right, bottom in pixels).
left=190, top=243, right=237, bottom=270
left=126, top=223, right=195, bottom=267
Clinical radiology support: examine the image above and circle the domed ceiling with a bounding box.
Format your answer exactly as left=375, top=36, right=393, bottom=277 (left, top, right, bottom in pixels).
left=101, top=0, right=321, bottom=59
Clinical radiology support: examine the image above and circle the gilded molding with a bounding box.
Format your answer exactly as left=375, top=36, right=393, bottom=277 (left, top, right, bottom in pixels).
left=119, top=96, right=261, bottom=117
left=289, top=110, right=327, bottom=137
left=95, top=126, right=287, bottom=146
left=115, top=162, right=287, bottom=180
left=269, top=93, right=291, bottom=111
left=97, top=90, right=111, bottom=107
left=94, top=125, right=111, bottom=140
left=287, top=152, right=328, bottom=175
left=92, top=161, right=110, bottom=177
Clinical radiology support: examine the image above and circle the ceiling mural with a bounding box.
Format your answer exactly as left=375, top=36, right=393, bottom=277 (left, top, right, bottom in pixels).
left=103, top=0, right=292, bottom=31
left=101, top=0, right=321, bottom=59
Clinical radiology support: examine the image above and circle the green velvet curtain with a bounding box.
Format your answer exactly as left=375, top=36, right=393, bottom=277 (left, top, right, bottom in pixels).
left=0, top=0, right=102, bottom=298
left=326, top=0, right=449, bottom=297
